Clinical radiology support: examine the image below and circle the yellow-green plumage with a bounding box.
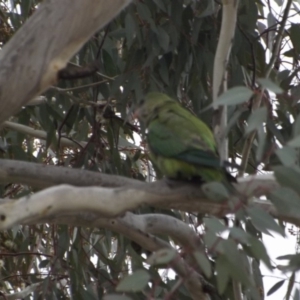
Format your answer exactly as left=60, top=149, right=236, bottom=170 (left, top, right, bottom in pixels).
left=137, top=92, right=234, bottom=186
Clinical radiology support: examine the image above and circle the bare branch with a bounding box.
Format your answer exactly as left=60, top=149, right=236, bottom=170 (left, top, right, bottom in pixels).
left=0, top=159, right=145, bottom=189
left=212, top=0, right=239, bottom=161
left=2, top=121, right=87, bottom=149
left=1, top=121, right=139, bottom=150
left=0, top=0, right=132, bottom=124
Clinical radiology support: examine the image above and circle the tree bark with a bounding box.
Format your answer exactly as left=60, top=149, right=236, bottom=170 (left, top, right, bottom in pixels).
left=0, top=0, right=132, bottom=124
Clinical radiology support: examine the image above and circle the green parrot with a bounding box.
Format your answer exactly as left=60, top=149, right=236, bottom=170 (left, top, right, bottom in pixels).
left=136, top=92, right=236, bottom=189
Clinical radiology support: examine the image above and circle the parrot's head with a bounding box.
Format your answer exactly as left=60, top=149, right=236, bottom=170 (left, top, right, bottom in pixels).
left=135, top=92, right=175, bottom=125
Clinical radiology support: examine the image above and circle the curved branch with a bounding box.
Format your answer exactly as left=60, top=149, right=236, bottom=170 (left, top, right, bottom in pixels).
left=124, top=213, right=202, bottom=250
left=0, top=0, right=132, bottom=124
left=0, top=184, right=212, bottom=228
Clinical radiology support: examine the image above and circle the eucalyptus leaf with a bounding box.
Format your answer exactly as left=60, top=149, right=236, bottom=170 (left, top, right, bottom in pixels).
left=193, top=251, right=212, bottom=278
left=116, top=269, right=150, bottom=292
left=270, top=187, right=300, bottom=215
left=204, top=216, right=227, bottom=234
left=146, top=248, right=177, bottom=266
left=202, top=182, right=229, bottom=201
left=276, top=146, right=299, bottom=167
left=215, top=86, right=253, bottom=106
left=287, top=134, right=300, bottom=147
left=247, top=206, right=285, bottom=237
left=266, top=280, right=285, bottom=296
left=257, top=78, right=283, bottom=94
left=273, top=166, right=300, bottom=195
left=246, top=107, right=267, bottom=134
left=216, top=256, right=230, bottom=294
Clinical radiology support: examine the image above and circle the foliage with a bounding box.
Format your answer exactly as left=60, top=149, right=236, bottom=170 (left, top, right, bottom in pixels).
left=1, top=0, right=300, bottom=299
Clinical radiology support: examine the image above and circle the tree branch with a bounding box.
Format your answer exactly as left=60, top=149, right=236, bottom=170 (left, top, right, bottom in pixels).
left=212, top=0, right=239, bottom=161
left=0, top=0, right=132, bottom=124
left=1, top=121, right=138, bottom=150
left=0, top=172, right=298, bottom=229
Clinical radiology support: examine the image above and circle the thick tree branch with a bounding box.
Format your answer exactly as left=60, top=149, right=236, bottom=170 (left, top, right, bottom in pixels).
left=0, top=159, right=145, bottom=189
left=0, top=174, right=298, bottom=229
left=0, top=0, right=132, bottom=124
left=0, top=159, right=276, bottom=193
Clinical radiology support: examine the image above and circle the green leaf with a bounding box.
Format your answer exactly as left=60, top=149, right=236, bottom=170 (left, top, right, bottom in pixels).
left=220, top=241, right=252, bottom=287
left=125, top=13, right=136, bottom=48
left=193, top=251, right=212, bottom=278
left=270, top=187, right=300, bottom=215
left=256, top=126, right=266, bottom=162
left=204, top=216, right=227, bottom=234
left=155, top=27, right=170, bottom=51
left=276, top=146, right=298, bottom=167
left=247, top=206, right=285, bottom=237
left=266, top=280, right=285, bottom=296
left=57, top=229, right=70, bottom=258
left=246, top=107, right=267, bottom=134
left=152, top=0, right=167, bottom=12
left=229, top=227, right=251, bottom=244
left=202, top=182, right=229, bottom=201
left=290, top=24, right=300, bottom=53
left=198, top=0, right=215, bottom=17
left=147, top=248, right=177, bottom=266
left=215, top=86, right=253, bottom=106
left=291, top=85, right=300, bottom=102
left=257, top=78, right=283, bottom=94
left=216, top=256, right=230, bottom=294
left=136, top=2, right=152, bottom=22
left=116, top=269, right=150, bottom=292
left=203, top=230, right=220, bottom=250
left=287, top=134, right=300, bottom=147
left=273, top=166, right=300, bottom=195
left=249, top=237, right=272, bottom=269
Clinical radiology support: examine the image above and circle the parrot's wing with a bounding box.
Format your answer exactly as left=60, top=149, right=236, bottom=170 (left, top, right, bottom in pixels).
left=147, top=117, right=222, bottom=169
